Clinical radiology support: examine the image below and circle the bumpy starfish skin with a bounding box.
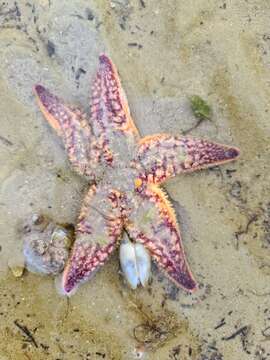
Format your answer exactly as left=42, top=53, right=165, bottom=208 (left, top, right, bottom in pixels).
left=35, top=85, right=104, bottom=181
left=34, top=54, right=239, bottom=294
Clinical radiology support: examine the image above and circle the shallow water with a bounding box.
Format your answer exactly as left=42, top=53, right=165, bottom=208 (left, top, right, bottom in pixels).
left=0, top=1, right=270, bottom=359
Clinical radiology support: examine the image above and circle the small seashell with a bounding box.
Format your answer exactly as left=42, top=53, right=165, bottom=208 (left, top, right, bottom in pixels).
left=51, top=227, right=73, bottom=248
left=22, top=214, right=74, bottom=276
left=9, top=265, right=25, bottom=278
left=119, top=233, right=151, bottom=289
left=8, top=258, right=25, bottom=278
left=134, top=243, right=151, bottom=287
left=120, top=237, right=139, bottom=289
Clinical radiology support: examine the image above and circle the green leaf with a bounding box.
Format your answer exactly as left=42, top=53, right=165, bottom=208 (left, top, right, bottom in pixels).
left=190, top=95, right=212, bottom=120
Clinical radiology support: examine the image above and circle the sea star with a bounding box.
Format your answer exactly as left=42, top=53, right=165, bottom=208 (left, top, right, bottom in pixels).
left=34, top=54, right=239, bottom=294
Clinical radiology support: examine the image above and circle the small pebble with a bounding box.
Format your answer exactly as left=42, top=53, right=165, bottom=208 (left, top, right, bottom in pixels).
left=8, top=260, right=25, bottom=278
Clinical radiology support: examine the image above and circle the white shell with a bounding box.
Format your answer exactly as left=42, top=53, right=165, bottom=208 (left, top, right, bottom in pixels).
left=134, top=243, right=151, bottom=287
left=119, top=233, right=151, bottom=289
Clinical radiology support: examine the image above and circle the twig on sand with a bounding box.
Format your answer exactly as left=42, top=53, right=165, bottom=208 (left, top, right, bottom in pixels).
left=14, top=320, right=38, bottom=348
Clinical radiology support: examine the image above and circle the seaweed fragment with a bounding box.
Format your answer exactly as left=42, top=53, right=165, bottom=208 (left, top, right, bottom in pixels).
left=14, top=320, right=38, bottom=348
left=133, top=318, right=177, bottom=352
left=262, top=326, right=270, bottom=337
left=183, top=95, right=212, bottom=135
left=214, top=318, right=226, bottom=330
left=86, top=8, right=94, bottom=21
left=47, top=40, right=55, bottom=57
left=0, top=135, right=13, bottom=146
left=234, top=213, right=258, bottom=250
left=222, top=325, right=248, bottom=341
left=190, top=95, right=212, bottom=120
left=128, top=42, right=143, bottom=49
left=222, top=324, right=252, bottom=353
left=139, top=0, right=146, bottom=8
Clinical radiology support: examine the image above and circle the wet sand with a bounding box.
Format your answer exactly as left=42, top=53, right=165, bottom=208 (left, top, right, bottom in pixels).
left=0, top=1, right=270, bottom=359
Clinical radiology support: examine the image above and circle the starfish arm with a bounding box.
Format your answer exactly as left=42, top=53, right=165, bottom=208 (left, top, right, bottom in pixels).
left=125, top=184, right=197, bottom=292
left=90, top=54, right=139, bottom=164
left=62, top=184, right=124, bottom=294
left=135, top=134, right=240, bottom=184
left=34, top=85, right=102, bottom=181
